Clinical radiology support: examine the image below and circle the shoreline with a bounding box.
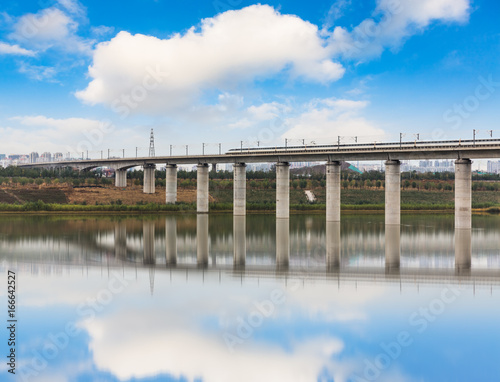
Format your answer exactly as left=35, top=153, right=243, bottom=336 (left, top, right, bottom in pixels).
left=0, top=205, right=493, bottom=215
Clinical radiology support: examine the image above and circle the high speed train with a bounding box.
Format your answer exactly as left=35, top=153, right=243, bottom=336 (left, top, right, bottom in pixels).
left=226, top=138, right=500, bottom=155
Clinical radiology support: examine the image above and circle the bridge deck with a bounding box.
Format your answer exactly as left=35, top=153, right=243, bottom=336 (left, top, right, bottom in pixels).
left=18, top=139, right=500, bottom=169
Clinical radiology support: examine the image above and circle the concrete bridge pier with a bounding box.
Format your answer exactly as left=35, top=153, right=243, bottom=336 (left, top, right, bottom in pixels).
left=326, top=221, right=341, bottom=271
left=115, top=169, right=127, bottom=188
left=385, top=160, right=401, bottom=225
left=197, top=214, right=209, bottom=267
left=233, top=215, right=246, bottom=269
left=143, top=164, right=156, bottom=194
left=197, top=163, right=210, bottom=213
left=326, top=161, right=341, bottom=222
left=233, top=163, right=246, bottom=216
left=165, top=216, right=177, bottom=265
left=165, top=164, right=177, bottom=204
left=276, top=162, right=290, bottom=219
left=455, top=159, right=472, bottom=230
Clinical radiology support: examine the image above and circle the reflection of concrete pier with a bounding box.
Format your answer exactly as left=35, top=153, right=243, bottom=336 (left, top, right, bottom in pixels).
left=233, top=216, right=246, bottom=269
left=197, top=214, right=209, bottom=267
left=455, top=228, right=471, bottom=275
left=143, top=220, right=155, bottom=265
left=114, top=222, right=127, bottom=259
left=326, top=221, right=340, bottom=271
left=165, top=216, right=177, bottom=265
left=385, top=225, right=400, bottom=274
left=276, top=218, right=289, bottom=271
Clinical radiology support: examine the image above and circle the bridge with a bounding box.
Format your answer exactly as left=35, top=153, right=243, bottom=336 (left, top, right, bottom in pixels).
left=17, top=138, right=500, bottom=230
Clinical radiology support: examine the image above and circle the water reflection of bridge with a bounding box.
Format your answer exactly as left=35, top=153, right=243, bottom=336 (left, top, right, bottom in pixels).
left=2, top=216, right=500, bottom=289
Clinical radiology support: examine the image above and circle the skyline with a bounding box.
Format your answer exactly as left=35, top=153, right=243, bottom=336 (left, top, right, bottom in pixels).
left=0, top=0, right=499, bottom=160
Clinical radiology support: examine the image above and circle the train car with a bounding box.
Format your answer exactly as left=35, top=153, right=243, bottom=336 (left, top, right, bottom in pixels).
left=226, top=138, right=500, bottom=155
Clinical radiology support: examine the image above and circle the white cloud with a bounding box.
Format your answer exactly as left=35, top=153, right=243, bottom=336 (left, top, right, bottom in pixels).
left=247, top=102, right=291, bottom=122
left=283, top=98, right=385, bottom=143
left=1, top=115, right=119, bottom=154
left=322, top=0, right=352, bottom=30
left=0, top=41, right=35, bottom=56
left=328, top=0, right=470, bottom=60
left=9, top=7, right=93, bottom=54
left=84, top=313, right=344, bottom=382
left=18, top=62, right=57, bottom=81
left=90, top=25, right=114, bottom=37
left=76, top=5, right=345, bottom=112
left=57, top=0, right=86, bottom=17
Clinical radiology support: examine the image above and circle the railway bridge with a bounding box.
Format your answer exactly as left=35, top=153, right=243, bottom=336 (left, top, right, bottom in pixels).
left=18, top=138, right=500, bottom=230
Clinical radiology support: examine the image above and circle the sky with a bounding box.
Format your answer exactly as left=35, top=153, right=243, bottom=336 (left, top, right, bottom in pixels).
left=0, top=0, right=499, bottom=158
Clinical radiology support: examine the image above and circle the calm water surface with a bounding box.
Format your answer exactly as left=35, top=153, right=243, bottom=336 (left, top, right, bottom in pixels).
left=1, top=213, right=499, bottom=382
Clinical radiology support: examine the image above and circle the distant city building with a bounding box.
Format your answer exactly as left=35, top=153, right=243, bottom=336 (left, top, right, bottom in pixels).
left=0, top=154, right=5, bottom=160
left=40, top=152, right=52, bottom=162
left=359, top=163, right=383, bottom=172
left=401, top=160, right=453, bottom=173
left=9, top=155, right=22, bottom=160
left=487, top=160, right=500, bottom=174
left=54, top=152, right=63, bottom=161
left=29, top=152, right=39, bottom=163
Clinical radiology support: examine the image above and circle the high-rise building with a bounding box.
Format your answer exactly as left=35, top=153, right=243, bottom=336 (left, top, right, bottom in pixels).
left=40, top=152, right=52, bottom=162
left=29, top=152, right=39, bottom=163
left=487, top=160, right=500, bottom=174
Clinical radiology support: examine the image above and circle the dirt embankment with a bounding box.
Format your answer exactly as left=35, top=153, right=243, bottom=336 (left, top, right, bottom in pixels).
left=0, top=182, right=214, bottom=205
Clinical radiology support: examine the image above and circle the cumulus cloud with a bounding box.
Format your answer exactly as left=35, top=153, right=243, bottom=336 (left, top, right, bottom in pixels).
left=84, top=314, right=344, bottom=382
left=9, top=6, right=93, bottom=54
left=283, top=98, right=385, bottom=143
left=0, top=41, right=35, bottom=56
left=329, top=0, right=470, bottom=60
left=75, top=1, right=471, bottom=118
left=76, top=5, right=344, bottom=112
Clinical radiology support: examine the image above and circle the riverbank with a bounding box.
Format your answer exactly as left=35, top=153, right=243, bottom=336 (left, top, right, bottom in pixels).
left=0, top=182, right=499, bottom=214
left=0, top=200, right=498, bottom=214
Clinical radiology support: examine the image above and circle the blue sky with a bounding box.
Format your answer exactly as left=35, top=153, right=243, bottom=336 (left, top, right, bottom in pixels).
left=0, top=0, right=499, bottom=158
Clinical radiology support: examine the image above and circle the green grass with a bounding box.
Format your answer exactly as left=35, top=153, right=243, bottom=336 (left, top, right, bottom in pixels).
left=1, top=184, right=500, bottom=213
